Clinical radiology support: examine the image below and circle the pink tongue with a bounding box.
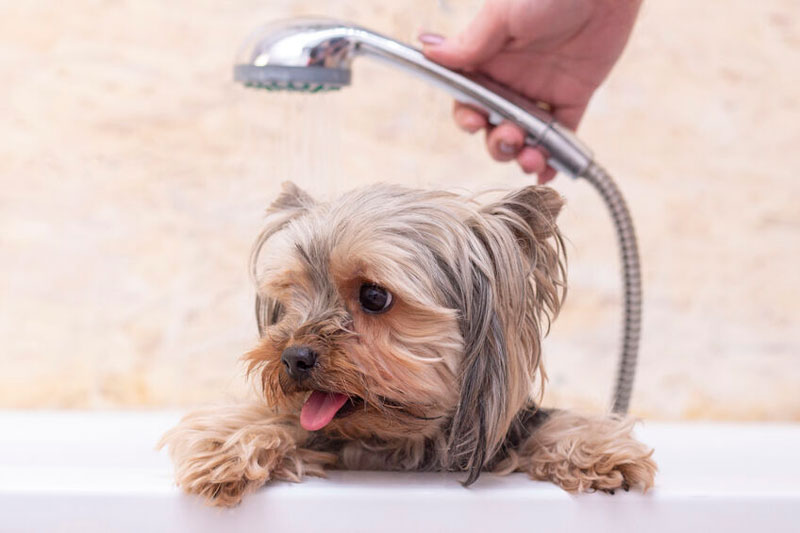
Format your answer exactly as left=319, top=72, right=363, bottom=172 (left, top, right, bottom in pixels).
left=300, top=391, right=349, bottom=431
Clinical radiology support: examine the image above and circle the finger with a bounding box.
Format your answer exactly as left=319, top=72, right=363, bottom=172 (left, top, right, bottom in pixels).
left=516, top=146, right=547, bottom=175
left=486, top=122, right=525, bottom=162
left=537, top=167, right=558, bottom=185
left=419, top=3, right=508, bottom=69
left=531, top=103, right=587, bottom=183
left=453, top=102, right=488, bottom=133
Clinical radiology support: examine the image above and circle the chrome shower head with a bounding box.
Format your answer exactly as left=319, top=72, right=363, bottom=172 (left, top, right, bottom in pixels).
left=234, top=19, right=355, bottom=92
left=233, top=18, right=595, bottom=178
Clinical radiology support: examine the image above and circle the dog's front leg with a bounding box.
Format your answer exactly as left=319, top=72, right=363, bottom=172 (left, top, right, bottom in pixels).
left=511, top=410, right=657, bottom=493
left=159, top=403, right=336, bottom=506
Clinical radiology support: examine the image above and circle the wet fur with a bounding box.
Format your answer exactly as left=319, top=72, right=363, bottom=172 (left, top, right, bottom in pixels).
left=160, top=182, right=656, bottom=506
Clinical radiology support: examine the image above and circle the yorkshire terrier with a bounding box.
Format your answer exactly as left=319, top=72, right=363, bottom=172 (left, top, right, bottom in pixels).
left=159, top=182, right=656, bottom=506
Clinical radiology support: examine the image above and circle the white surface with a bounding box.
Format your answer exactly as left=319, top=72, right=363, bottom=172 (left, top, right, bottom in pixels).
left=0, top=411, right=798, bottom=533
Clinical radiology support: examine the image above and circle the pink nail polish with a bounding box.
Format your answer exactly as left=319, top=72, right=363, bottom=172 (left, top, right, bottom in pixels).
left=418, top=32, right=445, bottom=46
left=498, top=141, right=518, bottom=155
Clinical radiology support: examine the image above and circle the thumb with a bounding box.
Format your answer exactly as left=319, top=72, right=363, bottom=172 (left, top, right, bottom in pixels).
left=420, top=3, right=508, bottom=69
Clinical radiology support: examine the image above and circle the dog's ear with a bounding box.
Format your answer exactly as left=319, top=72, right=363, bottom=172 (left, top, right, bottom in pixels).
left=479, top=185, right=566, bottom=331
left=268, top=181, right=316, bottom=213
left=482, top=185, right=564, bottom=242
left=448, top=185, right=566, bottom=485
left=251, top=182, right=316, bottom=335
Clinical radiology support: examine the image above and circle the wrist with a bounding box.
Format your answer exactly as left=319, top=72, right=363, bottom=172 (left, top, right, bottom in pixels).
left=592, top=0, right=643, bottom=44
left=598, top=0, right=643, bottom=24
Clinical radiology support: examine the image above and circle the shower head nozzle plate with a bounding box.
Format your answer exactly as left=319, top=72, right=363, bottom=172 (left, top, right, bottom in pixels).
left=234, top=64, right=350, bottom=93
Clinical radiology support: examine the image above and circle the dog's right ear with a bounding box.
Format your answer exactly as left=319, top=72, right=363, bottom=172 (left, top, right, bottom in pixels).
left=267, top=181, right=316, bottom=213
left=256, top=182, right=316, bottom=264
left=251, top=182, right=316, bottom=336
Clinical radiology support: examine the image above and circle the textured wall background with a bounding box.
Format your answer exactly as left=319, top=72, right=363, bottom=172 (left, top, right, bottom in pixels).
left=1, top=1, right=798, bottom=418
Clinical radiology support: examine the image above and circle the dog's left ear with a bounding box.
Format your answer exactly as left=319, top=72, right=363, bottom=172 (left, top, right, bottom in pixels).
left=448, top=185, right=566, bottom=485
left=478, top=185, right=566, bottom=331
left=482, top=185, right=564, bottom=243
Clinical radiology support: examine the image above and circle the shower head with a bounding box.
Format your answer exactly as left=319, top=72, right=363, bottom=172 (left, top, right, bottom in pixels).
left=234, top=18, right=593, bottom=178
left=234, top=19, right=354, bottom=92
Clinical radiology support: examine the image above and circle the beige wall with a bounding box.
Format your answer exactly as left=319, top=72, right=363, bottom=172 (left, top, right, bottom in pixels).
left=1, top=1, right=798, bottom=418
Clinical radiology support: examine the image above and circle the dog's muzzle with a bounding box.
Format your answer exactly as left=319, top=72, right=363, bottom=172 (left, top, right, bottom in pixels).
left=281, top=345, right=318, bottom=380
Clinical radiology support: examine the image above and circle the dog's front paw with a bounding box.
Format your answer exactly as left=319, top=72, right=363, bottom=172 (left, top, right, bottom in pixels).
left=577, top=451, right=657, bottom=494
left=519, top=411, right=657, bottom=494
left=171, top=441, right=285, bottom=507
left=528, top=445, right=657, bottom=494
left=158, top=405, right=313, bottom=507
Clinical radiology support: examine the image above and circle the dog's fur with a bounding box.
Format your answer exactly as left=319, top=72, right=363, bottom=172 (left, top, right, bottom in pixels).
left=159, top=182, right=656, bottom=506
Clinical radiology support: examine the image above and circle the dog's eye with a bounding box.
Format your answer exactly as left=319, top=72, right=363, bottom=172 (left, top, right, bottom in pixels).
left=359, top=283, right=393, bottom=314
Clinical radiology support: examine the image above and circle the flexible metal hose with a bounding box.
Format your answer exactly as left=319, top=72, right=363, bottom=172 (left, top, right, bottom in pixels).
left=580, top=163, right=642, bottom=414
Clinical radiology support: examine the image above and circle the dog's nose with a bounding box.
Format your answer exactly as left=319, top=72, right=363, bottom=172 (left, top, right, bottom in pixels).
left=281, top=345, right=318, bottom=380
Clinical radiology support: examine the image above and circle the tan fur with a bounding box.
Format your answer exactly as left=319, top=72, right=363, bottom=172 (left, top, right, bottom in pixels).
left=498, top=411, right=657, bottom=492
left=158, top=404, right=336, bottom=507
left=160, top=182, right=656, bottom=506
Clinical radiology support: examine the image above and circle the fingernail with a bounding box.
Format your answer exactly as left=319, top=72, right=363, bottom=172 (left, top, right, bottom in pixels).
left=418, top=32, right=445, bottom=46
left=498, top=141, right=518, bottom=155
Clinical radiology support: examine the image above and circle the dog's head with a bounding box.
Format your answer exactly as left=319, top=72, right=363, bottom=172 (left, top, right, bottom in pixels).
left=246, top=182, right=565, bottom=482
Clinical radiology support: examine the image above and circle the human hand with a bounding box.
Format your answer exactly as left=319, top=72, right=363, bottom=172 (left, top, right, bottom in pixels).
left=420, top=0, right=641, bottom=182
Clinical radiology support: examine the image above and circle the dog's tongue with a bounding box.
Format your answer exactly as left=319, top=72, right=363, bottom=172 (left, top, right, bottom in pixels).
left=300, top=391, right=349, bottom=431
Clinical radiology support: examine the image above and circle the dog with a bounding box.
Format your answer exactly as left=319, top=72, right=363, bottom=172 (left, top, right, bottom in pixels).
left=159, top=182, right=656, bottom=506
